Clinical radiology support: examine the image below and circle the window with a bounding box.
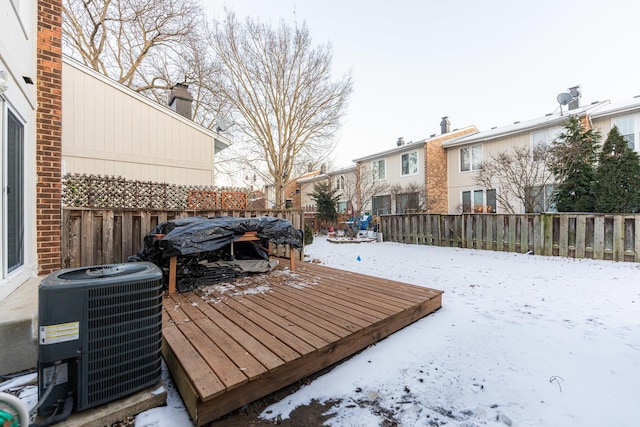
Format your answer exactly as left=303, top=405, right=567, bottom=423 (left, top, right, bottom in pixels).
left=531, top=184, right=556, bottom=213
left=531, top=126, right=562, bottom=149
left=461, top=189, right=496, bottom=213
left=6, top=109, right=24, bottom=272
left=460, top=144, right=482, bottom=172
left=372, top=195, right=391, bottom=215
left=395, top=192, right=419, bottom=214
left=401, top=151, right=418, bottom=176
left=336, top=201, right=347, bottom=213
left=372, top=159, right=386, bottom=180
left=335, top=175, right=345, bottom=190
left=613, top=116, right=635, bottom=150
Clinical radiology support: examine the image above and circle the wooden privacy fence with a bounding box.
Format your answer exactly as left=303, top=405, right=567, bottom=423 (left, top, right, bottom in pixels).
left=62, top=208, right=305, bottom=268
left=381, top=213, right=640, bottom=262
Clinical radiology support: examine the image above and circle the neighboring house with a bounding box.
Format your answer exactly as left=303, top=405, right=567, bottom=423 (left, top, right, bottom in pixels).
left=263, top=168, right=322, bottom=209
left=297, top=165, right=357, bottom=214
left=443, top=90, right=615, bottom=214
left=1, top=0, right=38, bottom=302
left=353, top=118, right=478, bottom=215
left=62, top=57, right=232, bottom=186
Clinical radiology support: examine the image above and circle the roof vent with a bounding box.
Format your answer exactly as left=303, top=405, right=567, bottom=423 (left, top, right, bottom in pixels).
left=514, top=121, right=520, bottom=124
left=396, top=137, right=405, bottom=146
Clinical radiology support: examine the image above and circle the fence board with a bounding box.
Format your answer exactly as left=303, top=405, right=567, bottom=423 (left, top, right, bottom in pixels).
left=559, top=215, right=569, bottom=257
left=613, top=216, right=625, bottom=261
left=636, top=217, right=640, bottom=262
left=486, top=216, right=494, bottom=250
left=520, top=216, right=528, bottom=253
left=496, top=215, right=504, bottom=251
left=594, top=216, right=605, bottom=260
left=508, top=216, right=516, bottom=253
left=81, top=210, right=93, bottom=267
left=575, top=216, right=586, bottom=258
left=103, top=210, right=114, bottom=264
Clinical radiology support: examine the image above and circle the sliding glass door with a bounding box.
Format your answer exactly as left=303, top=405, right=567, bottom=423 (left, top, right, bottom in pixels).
left=5, top=108, right=24, bottom=273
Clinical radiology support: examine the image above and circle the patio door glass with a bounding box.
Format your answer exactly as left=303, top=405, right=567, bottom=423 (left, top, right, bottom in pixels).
left=6, top=109, right=24, bottom=273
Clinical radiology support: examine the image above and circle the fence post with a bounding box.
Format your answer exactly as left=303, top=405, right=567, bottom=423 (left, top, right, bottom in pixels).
left=593, top=215, right=605, bottom=260
left=613, top=215, right=625, bottom=261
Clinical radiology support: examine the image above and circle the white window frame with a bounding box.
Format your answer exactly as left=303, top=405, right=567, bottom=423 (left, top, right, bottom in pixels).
left=460, top=144, right=483, bottom=172
left=372, top=159, right=386, bottom=181
left=612, top=115, right=636, bottom=151
left=401, top=151, right=418, bottom=176
left=461, top=189, right=496, bottom=213
left=530, top=126, right=563, bottom=152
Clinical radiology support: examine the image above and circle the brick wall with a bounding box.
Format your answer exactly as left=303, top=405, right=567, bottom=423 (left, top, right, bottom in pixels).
left=424, top=127, right=478, bottom=213
left=36, top=0, right=63, bottom=274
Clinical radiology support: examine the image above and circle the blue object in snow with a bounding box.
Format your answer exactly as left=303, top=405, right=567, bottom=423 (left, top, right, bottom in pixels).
left=356, top=255, right=361, bottom=262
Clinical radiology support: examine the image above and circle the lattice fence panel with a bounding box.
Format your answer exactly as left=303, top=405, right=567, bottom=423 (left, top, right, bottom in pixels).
left=62, top=173, right=250, bottom=210
left=187, top=190, right=219, bottom=210
left=221, top=191, right=248, bottom=210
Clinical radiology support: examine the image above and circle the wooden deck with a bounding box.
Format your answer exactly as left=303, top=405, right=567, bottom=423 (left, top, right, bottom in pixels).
left=162, top=261, right=443, bottom=426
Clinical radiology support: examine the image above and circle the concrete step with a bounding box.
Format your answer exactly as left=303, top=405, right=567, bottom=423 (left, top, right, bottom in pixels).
left=0, top=277, right=39, bottom=375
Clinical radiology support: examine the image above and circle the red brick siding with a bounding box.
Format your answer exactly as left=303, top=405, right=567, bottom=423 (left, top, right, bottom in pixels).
left=36, top=0, right=63, bottom=274
left=424, top=127, right=478, bottom=213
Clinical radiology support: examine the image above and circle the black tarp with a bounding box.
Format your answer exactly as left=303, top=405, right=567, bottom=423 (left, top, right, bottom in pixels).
left=130, top=216, right=303, bottom=291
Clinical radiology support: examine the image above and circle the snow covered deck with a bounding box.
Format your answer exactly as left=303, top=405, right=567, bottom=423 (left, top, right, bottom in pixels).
left=161, top=261, right=443, bottom=426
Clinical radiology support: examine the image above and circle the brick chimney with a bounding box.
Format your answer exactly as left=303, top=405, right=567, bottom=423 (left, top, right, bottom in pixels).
left=440, top=116, right=451, bottom=134
left=169, top=83, right=193, bottom=119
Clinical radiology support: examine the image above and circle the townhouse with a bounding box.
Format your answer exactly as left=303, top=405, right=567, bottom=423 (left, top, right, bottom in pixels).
left=353, top=118, right=477, bottom=215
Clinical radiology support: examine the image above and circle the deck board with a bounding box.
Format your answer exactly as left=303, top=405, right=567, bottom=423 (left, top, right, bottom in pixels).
left=162, top=261, right=443, bottom=426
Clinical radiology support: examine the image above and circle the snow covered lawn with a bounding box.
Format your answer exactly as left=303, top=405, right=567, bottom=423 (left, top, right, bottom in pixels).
left=257, top=237, right=640, bottom=426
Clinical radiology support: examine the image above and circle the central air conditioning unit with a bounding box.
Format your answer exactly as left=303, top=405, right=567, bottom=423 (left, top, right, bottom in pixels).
left=37, top=262, right=163, bottom=416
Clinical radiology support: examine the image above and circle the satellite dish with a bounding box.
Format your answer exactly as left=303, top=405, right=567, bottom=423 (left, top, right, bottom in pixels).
left=215, top=116, right=234, bottom=132
left=557, top=92, right=573, bottom=106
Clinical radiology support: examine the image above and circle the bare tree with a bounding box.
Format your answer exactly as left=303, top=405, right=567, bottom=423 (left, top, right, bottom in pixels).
left=342, top=163, right=390, bottom=215
left=474, top=145, right=554, bottom=213
left=62, top=0, right=204, bottom=91
left=210, top=12, right=353, bottom=207
left=389, top=182, right=428, bottom=213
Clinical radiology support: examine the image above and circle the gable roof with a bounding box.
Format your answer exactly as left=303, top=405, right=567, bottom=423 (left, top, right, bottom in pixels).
left=591, top=97, right=640, bottom=118
left=353, top=126, right=478, bottom=163
left=62, top=56, right=232, bottom=153
left=444, top=101, right=610, bottom=148
left=297, top=164, right=357, bottom=184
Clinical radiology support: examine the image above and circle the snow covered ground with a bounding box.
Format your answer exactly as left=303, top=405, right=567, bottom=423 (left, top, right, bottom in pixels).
left=5, top=237, right=639, bottom=426
left=257, top=237, right=640, bottom=426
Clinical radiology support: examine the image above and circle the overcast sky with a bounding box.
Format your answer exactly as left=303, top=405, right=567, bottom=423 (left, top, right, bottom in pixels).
left=212, top=0, right=640, bottom=167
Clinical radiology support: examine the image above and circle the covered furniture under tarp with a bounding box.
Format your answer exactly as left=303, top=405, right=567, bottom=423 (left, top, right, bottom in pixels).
left=132, top=216, right=303, bottom=292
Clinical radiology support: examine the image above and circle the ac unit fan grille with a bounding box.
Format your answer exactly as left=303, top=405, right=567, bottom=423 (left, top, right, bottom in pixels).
left=83, top=278, right=162, bottom=408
